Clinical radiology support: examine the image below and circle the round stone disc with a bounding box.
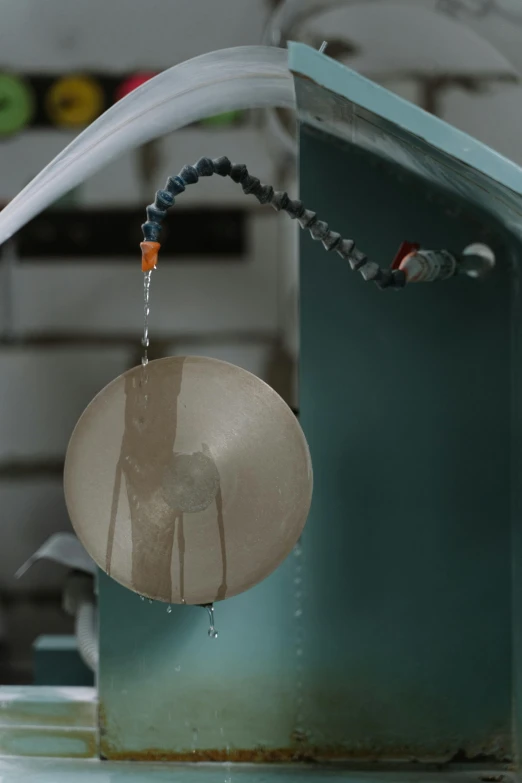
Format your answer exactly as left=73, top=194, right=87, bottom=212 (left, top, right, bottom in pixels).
left=64, top=356, right=312, bottom=605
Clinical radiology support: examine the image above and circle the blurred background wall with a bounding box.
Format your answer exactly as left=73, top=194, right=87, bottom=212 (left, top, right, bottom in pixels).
left=0, top=0, right=521, bottom=683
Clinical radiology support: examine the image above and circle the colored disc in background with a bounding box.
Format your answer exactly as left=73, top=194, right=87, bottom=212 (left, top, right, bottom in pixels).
left=200, top=110, right=243, bottom=127
left=46, top=75, right=104, bottom=128
left=0, top=74, right=34, bottom=136
left=115, top=72, right=156, bottom=102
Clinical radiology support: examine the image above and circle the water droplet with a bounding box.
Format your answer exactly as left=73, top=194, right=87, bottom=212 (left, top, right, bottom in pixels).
left=166, top=605, right=172, bottom=614
left=202, top=603, right=219, bottom=639
left=224, top=744, right=232, bottom=782
left=293, top=538, right=306, bottom=736
left=142, top=270, right=152, bottom=366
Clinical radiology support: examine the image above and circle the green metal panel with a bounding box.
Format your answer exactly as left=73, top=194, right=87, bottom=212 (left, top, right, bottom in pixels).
left=97, top=44, right=522, bottom=764
left=291, top=43, right=522, bottom=761
left=298, top=123, right=512, bottom=760
left=98, top=562, right=303, bottom=760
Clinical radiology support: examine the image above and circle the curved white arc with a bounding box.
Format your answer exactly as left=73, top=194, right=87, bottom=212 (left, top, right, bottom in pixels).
left=0, top=46, right=295, bottom=246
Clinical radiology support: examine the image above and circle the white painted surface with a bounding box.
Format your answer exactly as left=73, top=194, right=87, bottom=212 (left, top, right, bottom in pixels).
left=0, top=0, right=270, bottom=71
left=295, top=3, right=517, bottom=77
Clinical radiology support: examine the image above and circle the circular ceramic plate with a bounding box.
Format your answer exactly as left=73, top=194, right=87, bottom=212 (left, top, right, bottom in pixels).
left=64, top=356, right=313, bottom=605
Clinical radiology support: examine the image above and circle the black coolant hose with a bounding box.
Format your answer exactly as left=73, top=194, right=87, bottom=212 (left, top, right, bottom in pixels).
left=138, top=156, right=495, bottom=287
left=138, top=156, right=406, bottom=290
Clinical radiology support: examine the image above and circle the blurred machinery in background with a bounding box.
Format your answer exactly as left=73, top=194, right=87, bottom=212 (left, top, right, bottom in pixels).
left=0, top=0, right=282, bottom=684
left=2, top=0, right=522, bottom=687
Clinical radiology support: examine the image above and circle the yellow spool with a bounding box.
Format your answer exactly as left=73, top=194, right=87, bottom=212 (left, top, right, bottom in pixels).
left=46, top=75, right=104, bottom=128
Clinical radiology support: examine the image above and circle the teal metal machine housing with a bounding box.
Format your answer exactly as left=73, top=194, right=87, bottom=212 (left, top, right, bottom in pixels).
left=96, top=43, right=522, bottom=764
left=3, top=42, right=522, bottom=778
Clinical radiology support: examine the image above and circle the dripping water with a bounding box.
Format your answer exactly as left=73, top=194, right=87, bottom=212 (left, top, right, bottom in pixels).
left=293, top=539, right=306, bottom=744
left=141, top=270, right=152, bottom=367
left=224, top=745, right=232, bottom=783
left=202, top=603, right=218, bottom=638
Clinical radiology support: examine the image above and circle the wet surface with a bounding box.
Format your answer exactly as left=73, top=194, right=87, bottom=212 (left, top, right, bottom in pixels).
left=0, top=760, right=516, bottom=783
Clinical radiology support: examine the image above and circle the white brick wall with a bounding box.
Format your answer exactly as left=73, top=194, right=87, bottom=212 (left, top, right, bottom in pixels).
left=11, top=213, right=279, bottom=337
left=0, top=129, right=279, bottom=206
left=0, top=347, right=134, bottom=461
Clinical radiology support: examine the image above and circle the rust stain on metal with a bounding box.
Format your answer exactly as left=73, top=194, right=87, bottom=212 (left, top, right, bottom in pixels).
left=99, top=702, right=510, bottom=765
left=450, top=748, right=511, bottom=764
left=102, top=747, right=314, bottom=763
left=74, top=729, right=98, bottom=759
left=99, top=739, right=511, bottom=765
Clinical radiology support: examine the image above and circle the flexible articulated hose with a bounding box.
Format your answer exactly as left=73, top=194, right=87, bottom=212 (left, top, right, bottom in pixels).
left=140, top=156, right=406, bottom=290
left=75, top=601, right=99, bottom=673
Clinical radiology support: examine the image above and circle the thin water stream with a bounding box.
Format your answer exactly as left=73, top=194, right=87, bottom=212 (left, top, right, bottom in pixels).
left=141, top=270, right=152, bottom=367
left=139, top=269, right=220, bottom=641
left=140, top=264, right=228, bottom=781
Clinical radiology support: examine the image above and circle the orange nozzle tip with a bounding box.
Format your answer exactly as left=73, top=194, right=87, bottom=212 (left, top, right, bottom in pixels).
left=140, top=241, right=160, bottom=272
